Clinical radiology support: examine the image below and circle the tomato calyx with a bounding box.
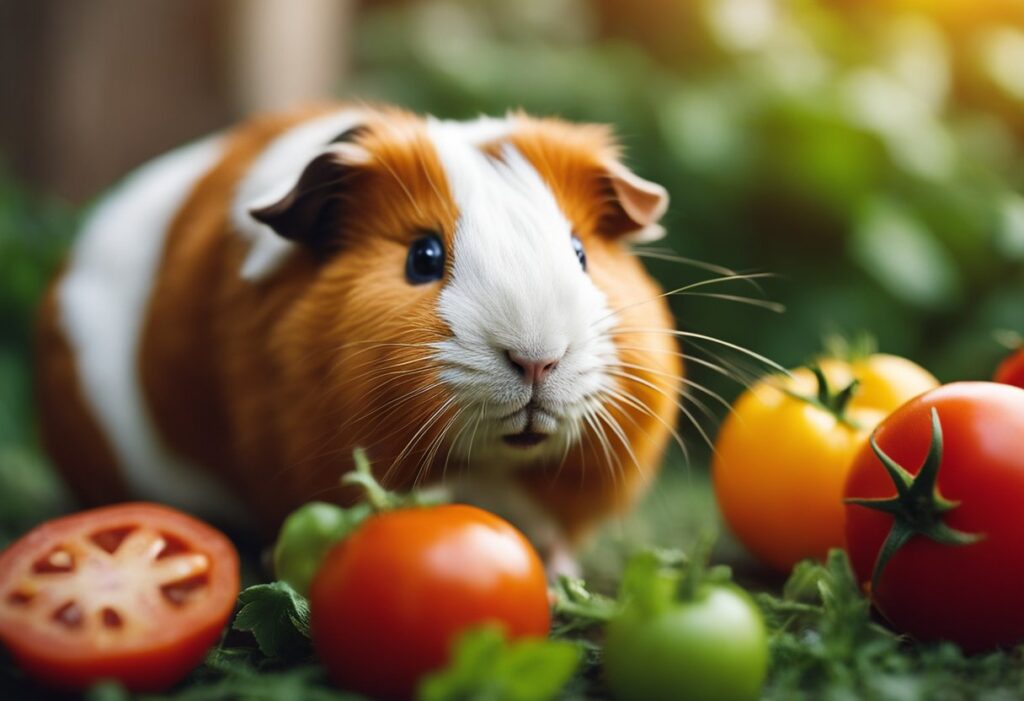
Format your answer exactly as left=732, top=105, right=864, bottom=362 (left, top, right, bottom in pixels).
left=785, top=364, right=863, bottom=428
left=845, top=408, right=984, bottom=592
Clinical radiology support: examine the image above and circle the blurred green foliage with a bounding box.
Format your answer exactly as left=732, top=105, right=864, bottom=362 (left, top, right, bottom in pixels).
left=0, top=172, right=74, bottom=544
left=348, top=0, right=1024, bottom=409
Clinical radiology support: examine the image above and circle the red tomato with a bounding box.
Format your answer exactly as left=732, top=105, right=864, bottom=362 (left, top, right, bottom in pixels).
left=844, top=382, right=1024, bottom=652
left=310, top=504, right=550, bottom=699
left=0, top=503, right=239, bottom=692
left=994, top=349, right=1024, bottom=389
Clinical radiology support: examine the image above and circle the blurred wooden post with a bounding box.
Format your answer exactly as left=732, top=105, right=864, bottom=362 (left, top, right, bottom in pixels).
left=0, top=0, right=355, bottom=202
left=227, top=0, right=355, bottom=114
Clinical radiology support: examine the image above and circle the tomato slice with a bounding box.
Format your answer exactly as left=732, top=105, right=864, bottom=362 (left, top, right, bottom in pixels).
left=0, top=503, right=239, bottom=692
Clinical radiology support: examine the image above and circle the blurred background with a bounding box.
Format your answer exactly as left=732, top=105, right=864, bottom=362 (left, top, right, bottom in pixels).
left=1, top=0, right=1023, bottom=539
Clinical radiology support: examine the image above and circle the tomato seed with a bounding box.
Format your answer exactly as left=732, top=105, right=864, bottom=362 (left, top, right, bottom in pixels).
left=53, top=601, right=84, bottom=629
left=5, top=590, right=34, bottom=607
left=90, top=526, right=137, bottom=554
left=101, top=607, right=123, bottom=629
left=33, top=548, right=74, bottom=574
left=161, top=574, right=208, bottom=606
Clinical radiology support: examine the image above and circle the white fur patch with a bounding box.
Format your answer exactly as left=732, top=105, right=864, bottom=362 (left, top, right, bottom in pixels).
left=232, top=109, right=368, bottom=281
left=426, top=118, right=619, bottom=467
left=58, top=136, right=250, bottom=524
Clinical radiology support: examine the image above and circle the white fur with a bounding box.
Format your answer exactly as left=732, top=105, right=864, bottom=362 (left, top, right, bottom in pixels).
left=59, top=136, right=250, bottom=524
left=426, top=117, right=620, bottom=469
left=232, top=108, right=368, bottom=281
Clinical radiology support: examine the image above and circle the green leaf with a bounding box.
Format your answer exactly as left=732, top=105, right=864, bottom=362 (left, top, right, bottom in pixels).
left=232, top=582, right=312, bottom=660
left=851, top=198, right=961, bottom=309
left=417, top=627, right=581, bottom=701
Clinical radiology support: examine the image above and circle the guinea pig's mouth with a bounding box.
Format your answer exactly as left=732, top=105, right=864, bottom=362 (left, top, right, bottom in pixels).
left=498, top=400, right=558, bottom=449
left=502, top=430, right=549, bottom=448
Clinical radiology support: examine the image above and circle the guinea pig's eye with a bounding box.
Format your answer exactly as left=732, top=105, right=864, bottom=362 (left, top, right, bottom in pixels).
left=571, top=234, right=587, bottom=271
left=405, top=233, right=446, bottom=284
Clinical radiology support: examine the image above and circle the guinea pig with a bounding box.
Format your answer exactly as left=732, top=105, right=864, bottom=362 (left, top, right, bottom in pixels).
left=34, top=103, right=682, bottom=562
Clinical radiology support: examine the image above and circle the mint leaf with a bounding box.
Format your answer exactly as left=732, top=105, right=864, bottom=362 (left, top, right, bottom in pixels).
left=233, top=582, right=312, bottom=660
left=417, top=627, right=581, bottom=701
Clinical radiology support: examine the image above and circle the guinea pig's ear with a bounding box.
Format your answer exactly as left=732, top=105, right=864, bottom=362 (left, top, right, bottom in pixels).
left=249, top=143, right=370, bottom=252
left=598, top=160, right=669, bottom=243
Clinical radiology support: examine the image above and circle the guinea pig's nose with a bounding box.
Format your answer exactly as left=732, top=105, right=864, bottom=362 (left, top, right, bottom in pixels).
left=505, top=350, right=561, bottom=386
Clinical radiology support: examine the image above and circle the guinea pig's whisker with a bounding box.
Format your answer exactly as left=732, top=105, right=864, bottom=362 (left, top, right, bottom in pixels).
left=612, top=360, right=733, bottom=416
left=678, top=291, right=786, bottom=313
left=612, top=328, right=789, bottom=376
left=608, top=369, right=716, bottom=454
left=296, top=338, right=438, bottom=367
left=441, top=405, right=480, bottom=483
left=632, top=248, right=770, bottom=295
left=611, top=364, right=721, bottom=432
left=602, top=387, right=691, bottom=466
left=594, top=403, right=645, bottom=481
left=416, top=406, right=466, bottom=489
left=617, top=344, right=757, bottom=389
left=338, top=378, right=447, bottom=433
left=329, top=358, right=439, bottom=396
left=318, top=364, right=442, bottom=435
left=591, top=272, right=777, bottom=329
left=551, top=423, right=576, bottom=484
left=290, top=382, right=449, bottom=486
left=685, top=341, right=767, bottom=387
left=581, top=406, right=620, bottom=487
left=386, top=395, right=460, bottom=486
left=460, top=402, right=487, bottom=476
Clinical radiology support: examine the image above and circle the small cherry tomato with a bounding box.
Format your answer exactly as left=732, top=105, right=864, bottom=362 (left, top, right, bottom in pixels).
left=845, top=382, right=1024, bottom=652
left=604, top=584, right=767, bottom=701
left=309, top=504, right=550, bottom=700
left=994, top=348, right=1024, bottom=390
left=0, top=503, right=239, bottom=692
left=603, top=550, right=768, bottom=701
left=273, top=501, right=369, bottom=596
left=713, top=356, right=937, bottom=572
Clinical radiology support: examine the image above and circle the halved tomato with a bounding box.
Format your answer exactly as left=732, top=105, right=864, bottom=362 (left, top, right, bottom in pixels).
left=0, top=503, right=239, bottom=692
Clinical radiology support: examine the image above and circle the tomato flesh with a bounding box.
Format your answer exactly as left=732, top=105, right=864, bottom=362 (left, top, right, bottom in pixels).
left=310, top=504, right=550, bottom=700
left=844, top=382, right=1024, bottom=652
left=0, top=503, right=239, bottom=692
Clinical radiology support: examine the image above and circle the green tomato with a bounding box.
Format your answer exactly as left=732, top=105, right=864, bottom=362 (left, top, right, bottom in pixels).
left=272, top=501, right=370, bottom=596
left=604, top=584, right=768, bottom=701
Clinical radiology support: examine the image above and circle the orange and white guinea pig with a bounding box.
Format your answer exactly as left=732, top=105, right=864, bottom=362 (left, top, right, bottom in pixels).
left=35, top=104, right=682, bottom=563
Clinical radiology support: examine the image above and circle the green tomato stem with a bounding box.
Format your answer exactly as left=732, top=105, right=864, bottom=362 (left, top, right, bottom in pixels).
left=783, top=364, right=863, bottom=429
left=844, top=408, right=984, bottom=593
left=340, top=447, right=401, bottom=512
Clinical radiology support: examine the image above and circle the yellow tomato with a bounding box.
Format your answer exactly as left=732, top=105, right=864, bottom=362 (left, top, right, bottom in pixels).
left=712, top=356, right=938, bottom=572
